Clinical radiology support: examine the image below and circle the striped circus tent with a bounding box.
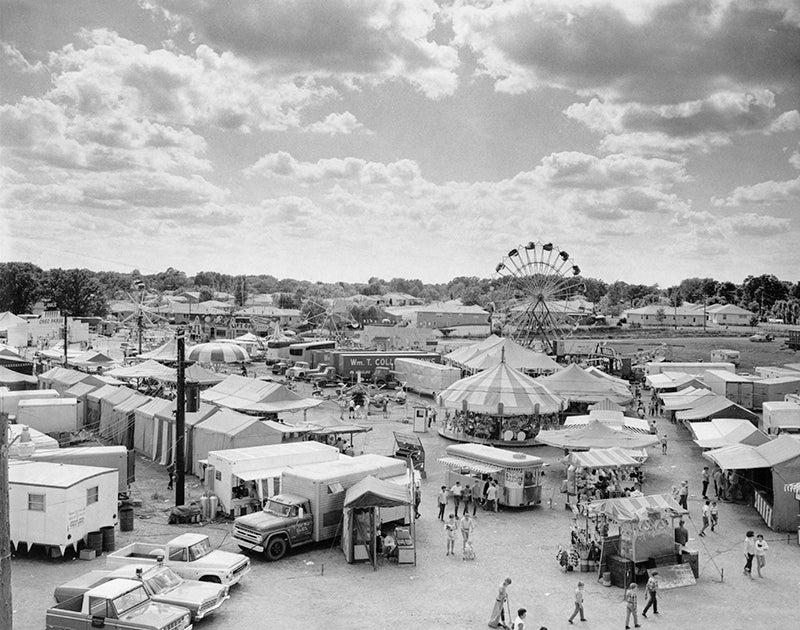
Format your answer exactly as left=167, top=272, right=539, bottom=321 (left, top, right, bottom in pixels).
left=187, top=342, right=250, bottom=364
left=588, top=398, right=626, bottom=412
left=437, top=361, right=564, bottom=415
left=536, top=363, right=633, bottom=405
left=570, top=447, right=640, bottom=469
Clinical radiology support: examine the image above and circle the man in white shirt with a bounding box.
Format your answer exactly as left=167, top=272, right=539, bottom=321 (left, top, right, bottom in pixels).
left=486, top=481, right=499, bottom=512
left=450, top=481, right=463, bottom=517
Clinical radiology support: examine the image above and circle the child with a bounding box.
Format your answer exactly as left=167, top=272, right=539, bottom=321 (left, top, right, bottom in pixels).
left=463, top=540, right=476, bottom=561
left=445, top=515, right=457, bottom=556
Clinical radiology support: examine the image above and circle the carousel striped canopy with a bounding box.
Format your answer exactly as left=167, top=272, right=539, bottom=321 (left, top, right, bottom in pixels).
left=187, top=342, right=250, bottom=364
left=437, top=362, right=564, bottom=415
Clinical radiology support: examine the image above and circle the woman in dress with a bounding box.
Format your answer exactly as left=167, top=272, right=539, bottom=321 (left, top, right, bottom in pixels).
left=754, top=534, right=769, bottom=577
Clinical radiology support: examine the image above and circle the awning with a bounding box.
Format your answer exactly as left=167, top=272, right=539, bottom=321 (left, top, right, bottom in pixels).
left=571, top=448, right=640, bottom=469
left=236, top=467, right=286, bottom=481
left=437, top=456, right=502, bottom=475
left=586, top=493, right=688, bottom=522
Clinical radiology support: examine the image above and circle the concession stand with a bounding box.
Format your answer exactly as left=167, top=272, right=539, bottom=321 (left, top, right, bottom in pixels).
left=438, top=442, right=544, bottom=507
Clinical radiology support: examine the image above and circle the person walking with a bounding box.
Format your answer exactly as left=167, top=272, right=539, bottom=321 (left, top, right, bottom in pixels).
left=459, top=513, right=474, bottom=554
left=743, top=530, right=756, bottom=578
left=712, top=467, right=724, bottom=499
left=754, top=534, right=769, bottom=577
left=641, top=571, right=659, bottom=617
left=698, top=500, right=710, bottom=536
left=437, top=486, right=448, bottom=521
left=512, top=608, right=527, bottom=630
left=567, top=580, right=586, bottom=623
left=678, top=480, right=689, bottom=510
left=414, top=484, right=421, bottom=519
left=660, top=434, right=668, bottom=455
left=451, top=481, right=463, bottom=518
left=167, top=464, right=175, bottom=490
left=624, top=583, right=640, bottom=629
left=445, top=514, right=457, bottom=556
left=472, top=481, right=482, bottom=515
left=710, top=501, right=719, bottom=531
left=488, top=577, right=512, bottom=628
left=701, top=466, right=710, bottom=499
left=462, top=484, right=474, bottom=517
left=674, top=519, right=689, bottom=554
left=486, top=481, right=499, bottom=512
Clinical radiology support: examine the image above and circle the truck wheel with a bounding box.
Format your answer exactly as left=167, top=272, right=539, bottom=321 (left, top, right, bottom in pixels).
left=199, top=575, right=222, bottom=583
left=375, top=380, right=386, bottom=387
left=265, top=537, right=288, bottom=561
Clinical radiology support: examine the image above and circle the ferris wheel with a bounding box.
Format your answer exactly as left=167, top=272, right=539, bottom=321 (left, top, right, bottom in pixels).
left=493, top=241, right=586, bottom=354
left=301, top=298, right=359, bottom=345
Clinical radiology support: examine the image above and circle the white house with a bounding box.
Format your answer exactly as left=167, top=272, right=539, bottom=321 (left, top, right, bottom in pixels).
left=706, top=304, right=755, bottom=326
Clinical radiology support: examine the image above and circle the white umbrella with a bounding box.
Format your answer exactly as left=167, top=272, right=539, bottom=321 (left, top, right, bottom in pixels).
left=187, top=342, right=250, bottom=364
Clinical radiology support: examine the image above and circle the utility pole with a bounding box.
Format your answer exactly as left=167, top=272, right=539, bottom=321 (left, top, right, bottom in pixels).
left=137, top=313, right=143, bottom=357
left=63, top=311, right=69, bottom=366
left=0, top=410, right=13, bottom=628
left=175, top=331, right=186, bottom=507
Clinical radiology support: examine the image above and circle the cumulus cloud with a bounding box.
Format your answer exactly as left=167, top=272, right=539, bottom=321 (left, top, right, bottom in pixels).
left=712, top=176, right=800, bottom=207
left=144, top=0, right=460, bottom=98
left=1, top=42, right=45, bottom=73
left=726, top=212, right=793, bottom=236
left=305, top=111, right=368, bottom=135
left=452, top=0, right=800, bottom=102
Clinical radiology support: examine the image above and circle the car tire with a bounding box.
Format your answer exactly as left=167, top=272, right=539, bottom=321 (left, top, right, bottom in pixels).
left=265, top=536, right=289, bottom=561
left=199, top=575, right=222, bottom=583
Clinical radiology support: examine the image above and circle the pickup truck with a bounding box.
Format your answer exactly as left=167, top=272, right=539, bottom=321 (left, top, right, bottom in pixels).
left=285, top=361, right=311, bottom=379
left=232, top=494, right=314, bottom=561
left=105, top=533, right=250, bottom=587
left=54, top=564, right=229, bottom=621
left=46, top=578, right=192, bottom=630
left=309, top=366, right=338, bottom=387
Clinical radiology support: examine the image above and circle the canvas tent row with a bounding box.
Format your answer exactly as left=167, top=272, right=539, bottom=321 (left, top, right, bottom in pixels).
left=200, top=374, right=322, bottom=414
left=98, top=387, right=138, bottom=442
left=64, top=381, right=100, bottom=427
left=688, top=418, right=770, bottom=450
left=106, top=392, right=152, bottom=448
left=0, top=365, right=37, bottom=390
left=675, top=396, right=758, bottom=424
left=536, top=364, right=633, bottom=405
left=85, top=384, right=122, bottom=429
left=107, top=360, right=176, bottom=380
left=659, top=387, right=715, bottom=412
left=132, top=397, right=173, bottom=459
left=39, top=367, right=106, bottom=396
left=703, top=436, right=800, bottom=531
left=154, top=402, right=218, bottom=472
left=437, top=362, right=564, bottom=415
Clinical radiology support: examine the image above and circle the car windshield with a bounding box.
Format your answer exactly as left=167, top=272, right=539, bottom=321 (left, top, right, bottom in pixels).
left=113, top=586, right=149, bottom=616
left=266, top=500, right=292, bottom=517
left=145, top=568, right=183, bottom=594
left=188, top=539, right=212, bottom=561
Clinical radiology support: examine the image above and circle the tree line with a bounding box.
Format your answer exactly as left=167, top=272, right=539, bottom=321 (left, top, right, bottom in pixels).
left=0, top=262, right=798, bottom=325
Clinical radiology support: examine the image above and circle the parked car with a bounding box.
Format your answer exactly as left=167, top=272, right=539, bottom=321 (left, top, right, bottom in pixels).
left=750, top=333, right=775, bottom=342
left=271, top=361, right=291, bottom=375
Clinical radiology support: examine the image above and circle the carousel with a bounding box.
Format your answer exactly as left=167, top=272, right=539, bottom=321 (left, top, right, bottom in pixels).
left=437, top=356, right=565, bottom=446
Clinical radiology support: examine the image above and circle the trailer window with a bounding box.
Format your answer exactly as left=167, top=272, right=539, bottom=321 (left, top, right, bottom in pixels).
left=87, top=486, right=99, bottom=505
left=28, top=493, right=45, bottom=511
left=327, top=482, right=344, bottom=494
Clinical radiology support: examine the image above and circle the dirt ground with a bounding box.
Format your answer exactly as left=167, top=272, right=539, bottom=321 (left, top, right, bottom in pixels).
left=10, top=338, right=800, bottom=630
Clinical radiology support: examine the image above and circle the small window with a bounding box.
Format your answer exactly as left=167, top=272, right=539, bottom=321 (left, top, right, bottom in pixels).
left=215, top=470, right=222, bottom=481
left=28, top=493, right=45, bottom=511
left=327, top=482, right=344, bottom=494
left=87, top=486, right=99, bottom=505
left=169, top=547, right=187, bottom=562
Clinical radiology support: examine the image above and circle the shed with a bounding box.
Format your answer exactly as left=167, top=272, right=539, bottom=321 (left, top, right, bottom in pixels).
left=132, top=397, right=173, bottom=458
left=191, top=409, right=275, bottom=476
left=8, top=460, right=118, bottom=556
left=107, top=392, right=152, bottom=448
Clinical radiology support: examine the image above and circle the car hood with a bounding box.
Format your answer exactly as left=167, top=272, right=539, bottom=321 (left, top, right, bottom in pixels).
left=200, top=549, right=248, bottom=569
left=122, top=601, right=188, bottom=626
left=236, top=510, right=289, bottom=531
left=160, top=582, right=226, bottom=608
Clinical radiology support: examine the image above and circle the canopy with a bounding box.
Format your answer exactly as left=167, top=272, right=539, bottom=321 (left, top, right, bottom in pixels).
left=659, top=387, right=715, bottom=411
left=588, top=398, right=626, bottom=412
left=137, top=338, right=178, bottom=362
left=536, top=363, right=633, bottom=405
left=201, top=374, right=323, bottom=413
left=586, top=493, right=687, bottom=522
left=689, top=418, right=770, bottom=449
left=69, top=350, right=118, bottom=369
left=309, top=424, right=372, bottom=437
left=344, top=475, right=411, bottom=509
left=158, top=363, right=225, bottom=386
left=107, top=359, right=176, bottom=380
left=437, top=362, right=564, bottom=415
left=0, top=366, right=37, bottom=386
left=461, top=338, right=561, bottom=374
left=584, top=367, right=630, bottom=388
left=564, top=411, right=651, bottom=434
left=444, top=334, right=503, bottom=366
left=703, top=435, right=800, bottom=470
left=536, top=419, right=659, bottom=449
left=570, top=447, right=640, bottom=469
left=675, top=396, right=758, bottom=423
left=187, top=342, right=250, bottom=364
left=436, top=455, right=503, bottom=476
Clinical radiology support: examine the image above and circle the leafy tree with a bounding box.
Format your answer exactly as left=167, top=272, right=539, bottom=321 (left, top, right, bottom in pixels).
left=742, top=274, right=788, bottom=315
left=41, top=268, right=107, bottom=316
left=714, top=281, right=738, bottom=304
left=147, top=267, right=187, bottom=292
left=234, top=276, right=248, bottom=307
left=677, top=277, right=718, bottom=303
left=0, top=262, right=43, bottom=313
left=655, top=307, right=667, bottom=325
left=580, top=277, right=608, bottom=303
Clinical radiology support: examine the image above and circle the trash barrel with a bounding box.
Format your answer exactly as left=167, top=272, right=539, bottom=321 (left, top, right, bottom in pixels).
left=86, top=530, right=103, bottom=552
left=100, top=525, right=115, bottom=552
left=120, top=506, right=134, bottom=532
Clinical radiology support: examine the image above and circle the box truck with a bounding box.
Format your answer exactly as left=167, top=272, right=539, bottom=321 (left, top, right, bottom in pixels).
left=393, top=357, right=461, bottom=395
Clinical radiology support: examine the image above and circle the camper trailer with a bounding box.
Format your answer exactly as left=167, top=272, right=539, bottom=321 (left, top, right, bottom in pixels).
left=30, top=445, right=135, bottom=497
left=8, top=460, right=118, bottom=557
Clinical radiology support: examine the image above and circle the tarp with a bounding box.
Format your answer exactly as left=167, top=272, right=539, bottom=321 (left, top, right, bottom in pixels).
left=675, top=396, right=758, bottom=423
left=570, top=447, right=640, bottom=469
left=200, top=374, right=322, bottom=413
left=344, top=475, right=412, bottom=509
left=588, top=398, right=626, bottom=412
left=537, top=363, right=633, bottom=405
left=158, top=363, right=225, bottom=386
left=133, top=397, right=173, bottom=458
left=461, top=338, right=561, bottom=374
left=107, top=360, right=176, bottom=380
left=689, top=418, right=770, bottom=449
left=536, top=419, right=659, bottom=449
left=98, top=387, right=138, bottom=441
left=107, top=392, right=151, bottom=447
left=703, top=435, right=800, bottom=470
left=69, top=350, right=118, bottom=369
left=587, top=493, right=688, bottom=522
left=192, top=409, right=277, bottom=476
left=437, top=362, right=564, bottom=415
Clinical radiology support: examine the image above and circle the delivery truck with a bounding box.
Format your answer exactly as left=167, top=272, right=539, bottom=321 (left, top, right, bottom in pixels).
left=311, top=350, right=441, bottom=382
left=704, top=369, right=755, bottom=409
left=761, top=401, right=800, bottom=435
left=393, top=357, right=461, bottom=395
left=232, top=454, right=410, bottom=561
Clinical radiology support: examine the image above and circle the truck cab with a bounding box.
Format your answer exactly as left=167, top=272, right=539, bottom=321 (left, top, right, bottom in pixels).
left=310, top=366, right=338, bottom=387
left=232, top=494, right=313, bottom=561
left=285, top=361, right=311, bottom=380
left=372, top=367, right=397, bottom=388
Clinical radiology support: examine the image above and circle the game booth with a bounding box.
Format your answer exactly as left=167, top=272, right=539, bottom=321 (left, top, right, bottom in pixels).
left=558, top=494, right=692, bottom=589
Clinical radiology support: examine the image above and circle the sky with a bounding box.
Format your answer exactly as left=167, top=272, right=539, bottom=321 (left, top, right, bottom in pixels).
left=1, top=0, right=799, bottom=288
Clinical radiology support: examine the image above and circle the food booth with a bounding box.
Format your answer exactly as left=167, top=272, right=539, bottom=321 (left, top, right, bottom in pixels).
left=438, top=442, right=544, bottom=507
